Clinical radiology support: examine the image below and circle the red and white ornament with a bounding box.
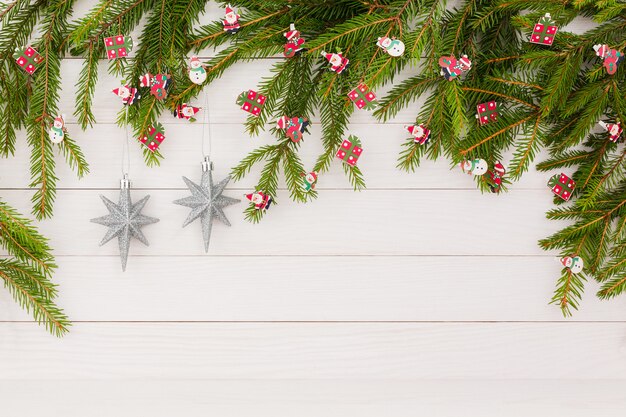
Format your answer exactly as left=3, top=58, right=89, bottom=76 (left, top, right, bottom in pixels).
left=486, top=161, right=506, bottom=193
left=560, top=255, right=584, bottom=274
left=139, top=73, right=171, bottom=100
left=283, top=23, right=305, bottom=58
left=320, top=50, right=349, bottom=74
left=103, top=35, right=133, bottom=60
left=529, top=13, right=558, bottom=46
left=593, top=44, right=624, bottom=75
left=245, top=191, right=272, bottom=211
left=439, top=54, right=472, bottom=81
left=188, top=56, right=207, bottom=85
left=460, top=159, right=488, bottom=176
left=301, top=171, right=318, bottom=192
left=276, top=116, right=310, bottom=142
left=405, top=124, right=431, bottom=145
left=476, top=101, right=498, bottom=126
left=222, top=4, right=241, bottom=34
left=174, top=103, right=201, bottom=122
left=49, top=114, right=66, bottom=144
left=376, top=36, right=405, bottom=57
left=599, top=121, right=623, bottom=142
left=111, top=84, right=140, bottom=106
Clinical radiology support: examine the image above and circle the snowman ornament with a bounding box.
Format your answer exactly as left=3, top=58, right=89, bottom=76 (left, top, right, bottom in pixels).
left=560, top=255, right=584, bottom=274
left=49, top=114, right=66, bottom=143
left=301, top=171, right=318, bottom=192
left=376, top=36, right=405, bottom=57
left=188, top=56, right=207, bottom=85
left=460, top=158, right=488, bottom=176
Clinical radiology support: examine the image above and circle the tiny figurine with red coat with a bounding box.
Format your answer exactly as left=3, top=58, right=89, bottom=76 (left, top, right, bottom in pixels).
left=405, top=124, right=431, bottom=145
left=439, top=54, right=472, bottom=81
left=486, top=161, right=506, bottom=193
left=174, top=103, right=201, bottom=122
left=112, top=84, right=140, bottom=106
left=593, top=44, right=624, bottom=75
left=283, top=23, right=306, bottom=58
left=276, top=116, right=310, bottom=142
left=320, top=50, right=349, bottom=74
left=139, top=73, right=171, bottom=101
left=222, top=4, right=241, bottom=34
left=599, top=121, right=623, bottom=142
left=245, top=191, right=272, bottom=211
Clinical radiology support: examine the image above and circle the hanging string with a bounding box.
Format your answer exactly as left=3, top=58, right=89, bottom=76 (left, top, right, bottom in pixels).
left=122, top=105, right=131, bottom=178
left=201, top=86, right=212, bottom=158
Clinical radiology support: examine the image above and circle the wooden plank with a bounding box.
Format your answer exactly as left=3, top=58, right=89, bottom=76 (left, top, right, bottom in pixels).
left=1, top=256, right=624, bottom=322
left=1, top=379, right=624, bottom=417
left=1, top=323, right=625, bottom=379
left=1, top=122, right=552, bottom=190
left=0, top=189, right=555, bottom=256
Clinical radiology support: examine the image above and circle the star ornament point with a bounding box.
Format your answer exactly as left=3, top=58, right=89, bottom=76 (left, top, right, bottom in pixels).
left=91, top=187, right=159, bottom=271
left=174, top=168, right=240, bottom=252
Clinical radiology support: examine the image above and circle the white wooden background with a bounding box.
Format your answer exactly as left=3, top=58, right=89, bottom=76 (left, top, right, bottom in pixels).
left=1, top=3, right=626, bottom=415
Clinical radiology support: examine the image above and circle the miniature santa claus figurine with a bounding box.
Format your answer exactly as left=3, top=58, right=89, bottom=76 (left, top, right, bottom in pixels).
left=593, top=44, right=624, bottom=75
left=487, top=161, right=506, bottom=193
left=301, top=171, right=318, bottom=192
left=111, top=84, right=140, bottom=106
left=376, top=36, right=405, bottom=57
left=284, top=23, right=306, bottom=58
left=173, top=103, right=201, bottom=122
left=405, top=124, right=430, bottom=144
left=49, top=114, right=66, bottom=143
left=188, top=56, right=207, bottom=85
left=320, top=50, right=349, bottom=74
left=222, top=4, right=241, bottom=34
left=276, top=116, right=310, bottom=142
left=245, top=191, right=272, bottom=211
left=560, top=255, right=584, bottom=274
left=460, top=158, right=488, bottom=176
left=599, top=121, right=623, bottom=142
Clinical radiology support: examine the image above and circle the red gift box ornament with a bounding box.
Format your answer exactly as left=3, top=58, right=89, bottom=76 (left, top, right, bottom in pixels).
left=139, top=123, right=166, bottom=152
left=236, top=90, right=266, bottom=116
left=598, top=121, right=623, bottom=142
left=547, top=173, right=575, bottom=201
left=593, top=44, right=624, bottom=75
left=335, top=135, right=363, bottom=166
left=276, top=116, right=310, bottom=142
left=283, top=23, right=306, bottom=58
left=529, top=13, right=558, bottom=46
left=348, top=83, right=377, bottom=111
left=139, top=73, right=171, bottom=101
left=476, top=101, right=498, bottom=126
left=104, top=35, right=133, bottom=60
left=13, top=46, right=44, bottom=75
left=405, top=124, right=431, bottom=145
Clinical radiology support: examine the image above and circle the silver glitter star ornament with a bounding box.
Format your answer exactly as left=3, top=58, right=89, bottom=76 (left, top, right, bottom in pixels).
left=174, top=157, right=240, bottom=252
left=91, top=176, right=160, bottom=271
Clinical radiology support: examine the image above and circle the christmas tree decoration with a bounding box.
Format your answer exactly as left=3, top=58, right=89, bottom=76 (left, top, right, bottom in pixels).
left=485, top=161, right=506, bottom=193
left=335, top=135, right=363, bottom=166
left=222, top=4, right=241, bottom=34
left=245, top=191, right=272, bottom=211
left=13, top=46, right=44, bottom=75
left=593, top=44, right=624, bottom=75
left=460, top=159, right=488, bottom=176
left=111, top=84, right=140, bottom=106
left=598, top=121, right=623, bottom=142
left=560, top=255, right=584, bottom=274
left=547, top=173, right=575, bottom=202
left=139, top=123, right=166, bottom=152
left=173, top=157, right=240, bottom=253
left=283, top=23, right=306, bottom=58
left=476, top=101, right=499, bottom=126
left=174, top=103, right=201, bottom=122
left=529, top=13, right=558, bottom=45
left=347, top=83, right=378, bottom=111
left=188, top=56, right=207, bottom=85
left=48, top=115, right=67, bottom=144
left=276, top=116, right=310, bottom=142
left=438, top=54, right=472, bottom=81
left=376, top=36, right=405, bottom=57
left=103, top=35, right=133, bottom=60
left=236, top=90, right=266, bottom=116
left=405, top=124, right=431, bottom=145
left=301, top=171, right=318, bottom=192
left=139, top=73, right=171, bottom=100
left=91, top=176, right=159, bottom=271
left=320, top=50, right=349, bottom=73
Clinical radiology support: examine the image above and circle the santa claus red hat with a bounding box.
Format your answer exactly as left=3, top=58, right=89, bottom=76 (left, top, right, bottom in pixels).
left=593, top=44, right=608, bottom=58
left=54, top=115, right=64, bottom=125
left=284, top=24, right=299, bottom=40
left=559, top=256, right=573, bottom=268
left=321, top=51, right=334, bottom=61
left=112, top=87, right=121, bottom=96
left=459, top=55, right=472, bottom=68
left=493, top=161, right=506, bottom=176
left=225, top=4, right=234, bottom=14
left=139, top=73, right=152, bottom=87
left=308, top=171, right=318, bottom=181
left=245, top=193, right=255, bottom=201
left=276, top=116, right=289, bottom=129
left=190, top=55, right=201, bottom=65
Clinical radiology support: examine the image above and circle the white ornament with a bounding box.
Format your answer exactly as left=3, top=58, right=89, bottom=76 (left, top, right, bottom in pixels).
left=188, top=55, right=207, bottom=85
left=49, top=114, right=66, bottom=144
left=376, top=36, right=405, bottom=57
left=461, top=159, right=488, bottom=176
